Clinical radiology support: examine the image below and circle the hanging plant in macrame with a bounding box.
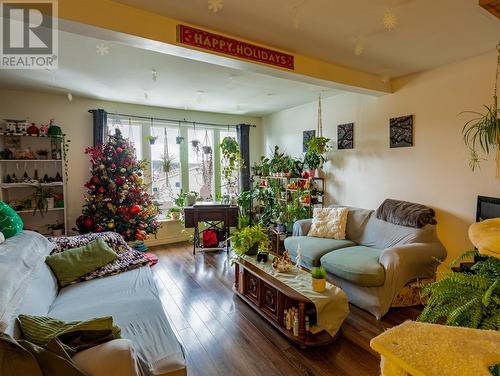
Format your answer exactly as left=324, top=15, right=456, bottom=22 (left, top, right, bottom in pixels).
left=199, top=130, right=213, bottom=199
left=462, top=42, right=500, bottom=176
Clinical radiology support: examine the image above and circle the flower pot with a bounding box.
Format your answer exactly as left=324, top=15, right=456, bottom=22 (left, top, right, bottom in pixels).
left=149, top=139, right=156, bottom=145
left=176, top=136, right=184, bottom=144
left=312, top=278, right=326, bottom=293
left=276, top=223, right=286, bottom=233
left=170, top=211, right=180, bottom=220
left=309, top=169, right=316, bottom=177
left=202, top=146, right=212, bottom=154
left=46, top=197, right=54, bottom=209
left=246, top=243, right=259, bottom=256
left=185, top=193, right=197, bottom=206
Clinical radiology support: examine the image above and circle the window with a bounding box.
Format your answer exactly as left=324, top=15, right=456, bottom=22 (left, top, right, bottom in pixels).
left=150, top=124, right=181, bottom=212
left=106, top=116, right=238, bottom=217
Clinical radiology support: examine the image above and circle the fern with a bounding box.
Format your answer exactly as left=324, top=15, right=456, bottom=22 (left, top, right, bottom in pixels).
left=418, top=251, right=500, bottom=330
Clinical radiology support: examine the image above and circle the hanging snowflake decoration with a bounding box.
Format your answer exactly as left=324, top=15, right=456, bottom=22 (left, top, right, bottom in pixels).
left=208, top=0, right=223, bottom=13
left=96, top=43, right=110, bottom=56
left=382, top=9, right=398, bottom=31
left=354, top=40, right=364, bottom=56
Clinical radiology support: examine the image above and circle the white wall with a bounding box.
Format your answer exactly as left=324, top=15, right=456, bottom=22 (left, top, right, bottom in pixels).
left=262, top=51, right=500, bottom=264
left=0, top=88, right=262, bottom=243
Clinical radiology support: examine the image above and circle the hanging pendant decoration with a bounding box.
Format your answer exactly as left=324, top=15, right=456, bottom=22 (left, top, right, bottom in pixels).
left=382, top=8, right=398, bottom=31
left=208, top=0, right=223, bottom=13
left=176, top=121, right=184, bottom=144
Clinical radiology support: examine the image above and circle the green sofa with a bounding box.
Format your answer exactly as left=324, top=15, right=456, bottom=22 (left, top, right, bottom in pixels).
left=284, top=206, right=446, bottom=319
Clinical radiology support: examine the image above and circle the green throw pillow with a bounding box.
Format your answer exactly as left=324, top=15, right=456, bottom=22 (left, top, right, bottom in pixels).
left=0, top=201, right=23, bottom=238
left=45, top=238, right=118, bottom=287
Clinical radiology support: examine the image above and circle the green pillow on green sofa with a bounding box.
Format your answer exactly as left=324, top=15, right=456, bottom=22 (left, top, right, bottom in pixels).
left=0, top=201, right=23, bottom=238
left=45, top=238, right=118, bottom=287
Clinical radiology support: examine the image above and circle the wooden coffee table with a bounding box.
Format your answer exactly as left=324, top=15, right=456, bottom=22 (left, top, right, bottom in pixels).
left=234, top=255, right=341, bottom=347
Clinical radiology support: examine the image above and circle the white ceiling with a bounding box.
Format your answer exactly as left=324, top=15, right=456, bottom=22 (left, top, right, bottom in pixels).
left=115, top=0, right=500, bottom=78
left=0, top=31, right=339, bottom=116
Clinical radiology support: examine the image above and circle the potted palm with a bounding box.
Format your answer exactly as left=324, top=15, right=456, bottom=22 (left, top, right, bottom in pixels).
left=311, top=266, right=327, bottom=292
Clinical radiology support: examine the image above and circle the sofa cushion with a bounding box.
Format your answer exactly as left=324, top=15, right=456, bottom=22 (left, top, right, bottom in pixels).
left=284, top=236, right=355, bottom=267
left=320, top=246, right=385, bottom=287
left=45, top=238, right=118, bottom=287
left=307, top=207, right=349, bottom=239
left=48, top=266, right=185, bottom=376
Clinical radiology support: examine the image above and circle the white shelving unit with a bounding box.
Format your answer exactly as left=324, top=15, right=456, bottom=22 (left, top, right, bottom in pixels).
left=0, top=132, right=68, bottom=236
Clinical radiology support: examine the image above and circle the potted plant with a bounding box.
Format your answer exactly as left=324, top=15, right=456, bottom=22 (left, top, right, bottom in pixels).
left=304, top=151, right=321, bottom=176
left=202, top=145, right=212, bottom=155
left=260, top=156, right=270, bottom=176
left=33, top=184, right=52, bottom=216
left=146, top=135, right=158, bottom=145
left=231, top=225, right=269, bottom=256
left=251, top=162, right=262, bottom=176
left=220, top=136, right=243, bottom=182
left=417, top=250, right=500, bottom=330
left=175, top=136, right=184, bottom=144
left=191, top=139, right=201, bottom=154
left=269, top=146, right=289, bottom=176
left=462, top=43, right=500, bottom=175
left=287, top=157, right=305, bottom=178
left=185, top=191, right=198, bottom=206
left=48, top=221, right=64, bottom=236
left=169, top=207, right=182, bottom=220
left=311, top=266, right=327, bottom=292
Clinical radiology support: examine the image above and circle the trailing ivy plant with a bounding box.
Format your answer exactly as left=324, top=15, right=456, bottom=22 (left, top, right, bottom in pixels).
left=220, top=136, right=243, bottom=182
left=417, top=250, right=500, bottom=330
left=462, top=43, right=500, bottom=175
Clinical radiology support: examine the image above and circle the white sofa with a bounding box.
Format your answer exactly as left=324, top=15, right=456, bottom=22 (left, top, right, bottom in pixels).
left=1, top=231, right=186, bottom=376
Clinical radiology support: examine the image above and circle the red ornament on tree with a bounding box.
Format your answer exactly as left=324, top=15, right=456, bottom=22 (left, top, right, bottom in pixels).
left=129, top=204, right=141, bottom=215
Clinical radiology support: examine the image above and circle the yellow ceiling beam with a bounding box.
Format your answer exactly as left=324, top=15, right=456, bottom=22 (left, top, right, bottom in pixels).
left=57, top=0, right=392, bottom=94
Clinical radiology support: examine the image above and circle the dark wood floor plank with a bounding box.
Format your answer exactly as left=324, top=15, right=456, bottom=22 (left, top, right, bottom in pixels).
left=151, top=242, right=420, bottom=376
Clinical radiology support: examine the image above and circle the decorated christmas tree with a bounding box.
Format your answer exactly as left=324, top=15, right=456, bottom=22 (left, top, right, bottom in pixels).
left=76, top=129, right=159, bottom=241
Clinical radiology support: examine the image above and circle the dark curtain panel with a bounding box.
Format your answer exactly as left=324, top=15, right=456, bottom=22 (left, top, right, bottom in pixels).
left=89, top=109, right=107, bottom=147
left=236, top=124, right=251, bottom=192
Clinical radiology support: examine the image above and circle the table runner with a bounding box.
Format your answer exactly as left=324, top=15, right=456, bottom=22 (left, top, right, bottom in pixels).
left=240, top=255, right=349, bottom=337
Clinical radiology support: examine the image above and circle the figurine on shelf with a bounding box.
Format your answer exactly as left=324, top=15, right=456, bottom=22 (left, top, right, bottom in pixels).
left=27, top=123, right=39, bottom=135
left=295, top=244, right=302, bottom=270
left=0, top=148, right=13, bottom=160
left=48, top=119, right=62, bottom=136
left=36, top=149, right=49, bottom=159
left=4, top=174, right=12, bottom=183
left=13, top=148, right=35, bottom=160
left=39, top=122, right=49, bottom=136
left=55, top=172, right=62, bottom=182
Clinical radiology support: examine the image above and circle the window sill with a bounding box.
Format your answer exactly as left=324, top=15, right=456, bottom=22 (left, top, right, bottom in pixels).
left=157, top=217, right=181, bottom=224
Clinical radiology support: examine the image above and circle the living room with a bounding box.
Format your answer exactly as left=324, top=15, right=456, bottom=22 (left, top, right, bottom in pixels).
left=0, top=1, right=499, bottom=375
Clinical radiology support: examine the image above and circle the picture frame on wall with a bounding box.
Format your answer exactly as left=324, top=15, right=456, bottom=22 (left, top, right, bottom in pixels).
left=337, top=123, right=354, bottom=149
left=303, top=130, right=315, bottom=152
left=389, top=115, right=413, bottom=148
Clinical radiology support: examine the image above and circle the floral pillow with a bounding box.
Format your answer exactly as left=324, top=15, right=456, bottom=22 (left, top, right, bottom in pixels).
left=307, top=207, right=349, bottom=240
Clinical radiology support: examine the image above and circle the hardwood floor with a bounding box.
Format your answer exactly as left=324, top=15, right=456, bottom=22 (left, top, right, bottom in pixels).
left=151, top=242, right=421, bottom=376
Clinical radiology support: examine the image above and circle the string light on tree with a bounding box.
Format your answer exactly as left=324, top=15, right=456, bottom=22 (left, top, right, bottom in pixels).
left=208, top=0, right=223, bottom=13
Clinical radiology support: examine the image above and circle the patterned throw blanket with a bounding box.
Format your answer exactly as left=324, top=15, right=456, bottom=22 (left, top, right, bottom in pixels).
left=48, top=232, right=148, bottom=285
left=376, top=198, right=437, bottom=228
